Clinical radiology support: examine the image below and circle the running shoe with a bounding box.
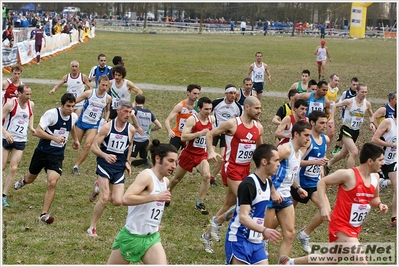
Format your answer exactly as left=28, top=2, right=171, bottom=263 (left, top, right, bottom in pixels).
left=2, top=196, right=10, bottom=207
left=297, top=230, right=311, bottom=254
left=331, top=146, right=342, bottom=156
left=72, top=166, right=80, bottom=175
left=195, top=202, right=209, bottom=215
left=379, top=178, right=389, bottom=192
left=39, top=213, right=54, bottom=224
left=89, top=180, right=99, bottom=203
left=279, top=255, right=291, bottom=265
left=210, top=216, right=222, bottom=242
left=14, top=178, right=25, bottom=190
left=87, top=227, right=98, bottom=237
left=210, top=179, right=218, bottom=186
left=200, top=233, right=214, bottom=254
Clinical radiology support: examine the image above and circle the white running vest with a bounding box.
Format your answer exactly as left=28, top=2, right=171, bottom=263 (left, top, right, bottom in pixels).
left=343, top=98, right=367, bottom=130
left=125, top=169, right=167, bottom=235
left=110, top=79, right=130, bottom=109
left=382, top=118, right=397, bottom=165
left=66, top=73, right=85, bottom=108
left=251, top=62, right=265, bottom=83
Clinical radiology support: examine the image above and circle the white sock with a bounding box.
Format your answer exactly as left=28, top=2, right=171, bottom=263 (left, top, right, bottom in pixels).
left=288, top=259, right=295, bottom=265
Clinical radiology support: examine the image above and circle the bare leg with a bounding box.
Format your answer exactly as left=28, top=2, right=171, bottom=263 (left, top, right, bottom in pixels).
left=2, top=149, right=23, bottom=196
left=42, top=170, right=61, bottom=214
left=89, top=176, right=110, bottom=229
left=107, top=248, right=129, bottom=264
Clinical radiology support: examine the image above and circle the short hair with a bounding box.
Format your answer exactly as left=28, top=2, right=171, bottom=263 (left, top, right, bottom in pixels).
left=135, top=94, right=145, bottom=105
left=17, top=84, right=30, bottom=94
left=329, top=73, right=338, bottom=79
left=317, top=80, right=328, bottom=88
left=294, top=99, right=308, bottom=109
left=351, top=77, right=359, bottom=83
left=11, top=64, right=23, bottom=73
left=70, top=61, right=79, bottom=67
left=243, top=77, right=252, bottom=84
left=255, top=51, right=262, bottom=56
left=302, top=69, right=310, bottom=76
left=357, top=83, right=367, bottom=92
left=292, top=120, right=312, bottom=136
left=61, top=93, right=76, bottom=105
left=388, top=91, right=396, bottom=100
left=308, top=79, right=317, bottom=88
left=359, top=143, right=384, bottom=164
left=117, top=100, right=132, bottom=110
left=288, top=89, right=299, bottom=99
left=112, top=65, right=126, bottom=78
left=148, top=139, right=178, bottom=166
left=198, top=97, right=212, bottom=109
left=97, top=75, right=109, bottom=84
left=187, top=84, right=201, bottom=92
left=252, top=144, right=278, bottom=168
left=97, top=53, right=106, bottom=60
left=112, top=56, right=122, bottom=66
left=308, top=110, right=327, bottom=124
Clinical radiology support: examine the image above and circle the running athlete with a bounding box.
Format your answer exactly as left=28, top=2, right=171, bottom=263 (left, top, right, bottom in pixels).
left=167, top=97, right=215, bottom=214
left=88, top=53, right=113, bottom=87
left=291, top=111, right=330, bottom=254
left=201, top=96, right=268, bottom=253
left=264, top=121, right=311, bottom=260
left=293, top=80, right=330, bottom=118
left=224, top=144, right=282, bottom=264
left=314, top=40, right=331, bottom=81
left=49, top=60, right=93, bottom=116
left=326, top=73, right=340, bottom=142
left=14, top=93, right=80, bottom=223
left=87, top=100, right=135, bottom=237
left=280, top=143, right=388, bottom=265
left=372, top=114, right=397, bottom=228
left=247, top=52, right=271, bottom=100
left=130, top=94, right=162, bottom=167
left=325, top=83, right=374, bottom=173
left=236, top=77, right=256, bottom=109
left=2, top=84, right=35, bottom=207
left=370, top=91, right=397, bottom=131
left=272, top=89, right=299, bottom=126
left=289, top=70, right=311, bottom=93
left=332, top=77, right=359, bottom=155
left=108, top=65, right=143, bottom=120
left=107, top=140, right=177, bottom=264
left=71, top=75, right=112, bottom=175
left=275, top=99, right=308, bottom=147
left=209, top=84, right=242, bottom=186
left=2, top=64, right=23, bottom=105
left=165, top=84, right=201, bottom=151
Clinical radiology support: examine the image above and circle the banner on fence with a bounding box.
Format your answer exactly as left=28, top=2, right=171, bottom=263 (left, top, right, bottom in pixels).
left=2, top=47, right=19, bottom=66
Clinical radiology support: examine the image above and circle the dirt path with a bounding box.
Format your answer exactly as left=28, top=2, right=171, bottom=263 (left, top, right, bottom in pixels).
left=16, top=77, right=386, bottom=104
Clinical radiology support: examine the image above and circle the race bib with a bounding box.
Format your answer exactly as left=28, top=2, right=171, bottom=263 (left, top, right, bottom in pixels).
left=235, top=143, right=256, bottom=163
left=50, top=128, right=69, bottom=148
left=304, top=156, right=321, bottom=178
left=349, top=203, right=370, bottom=227
left=193, top=136, right=206, bottom=149
left=107, top=133, right=128, bottom=153
left=248, top=217, right=264, bottom=243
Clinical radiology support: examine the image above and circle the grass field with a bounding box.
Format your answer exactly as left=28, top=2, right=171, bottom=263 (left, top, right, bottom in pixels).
left=2, top=31, right=397, bottom=265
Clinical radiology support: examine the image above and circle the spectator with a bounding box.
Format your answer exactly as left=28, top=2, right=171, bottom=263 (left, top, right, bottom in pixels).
left=2, top=24, right=14, bottom=47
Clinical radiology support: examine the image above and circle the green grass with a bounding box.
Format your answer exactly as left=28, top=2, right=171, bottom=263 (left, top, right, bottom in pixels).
left=2, top=31, right=397, bottom=265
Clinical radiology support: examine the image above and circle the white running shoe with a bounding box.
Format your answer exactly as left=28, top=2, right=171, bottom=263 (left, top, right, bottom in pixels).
left=200, top=233, right=214, bottom=254
left=297, top=230, right=311, bottom=254
left=87, top=227, right=98, bottom=237
left=210, top=216, right=222, bottom=242
left=379, top=178, right=389, bottom=192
